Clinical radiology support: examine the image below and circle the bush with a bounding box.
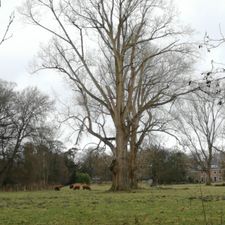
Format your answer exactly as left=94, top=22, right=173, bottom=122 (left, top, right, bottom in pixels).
left=75, top=173, right=91, bottom=184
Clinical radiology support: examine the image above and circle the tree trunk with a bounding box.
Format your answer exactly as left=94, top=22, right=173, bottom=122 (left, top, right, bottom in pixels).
left=129, top=140, right=138, bottom=189
left=110, top=126, right=129, bottom=191
left=129, top=154, right=138, bottom=189
left=110, top=157, right=129, bottom=191
left=206, top=169, right=211, bottom=185
left=206, top=160, right=212, bottom=185
left=128, top=120, right=139, bottom=189
left=206, top=148, right=212, bottom=185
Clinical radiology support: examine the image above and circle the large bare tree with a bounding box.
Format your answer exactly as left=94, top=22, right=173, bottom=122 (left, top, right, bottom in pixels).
left=21, top=0, right=198, bottom=190
left=173, top=92, right=225, bottom=185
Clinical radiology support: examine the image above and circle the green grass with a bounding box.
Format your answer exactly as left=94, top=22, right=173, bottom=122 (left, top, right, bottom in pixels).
left=1, top=184, right=225, bottom=225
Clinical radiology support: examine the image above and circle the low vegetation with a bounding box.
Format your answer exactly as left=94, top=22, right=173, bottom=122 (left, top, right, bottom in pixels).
left=1, top=184, right=225, bottom=225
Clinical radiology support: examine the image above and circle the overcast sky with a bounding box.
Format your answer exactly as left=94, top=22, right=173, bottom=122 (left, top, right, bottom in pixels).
left=1, top=0, right=225, bottom=147
left=0, top=0, right=69, bottom=98
left=1, top=0, right=225, bottom=95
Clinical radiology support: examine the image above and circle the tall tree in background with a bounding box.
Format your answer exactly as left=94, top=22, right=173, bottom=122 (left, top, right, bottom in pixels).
left=22, top=0, right=198, bottom=190
left=4, top=140, right=74, bottom=189
left=0, top=80, right=53, bottom=185
left=79, top=147, right=112, bottom=181
left=0, top=80, right=15, bottom=156
left=173, top=92, right=225, bottom=185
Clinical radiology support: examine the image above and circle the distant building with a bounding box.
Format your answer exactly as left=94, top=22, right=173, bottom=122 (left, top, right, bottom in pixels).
left=190, top=165, right=225, bottom=183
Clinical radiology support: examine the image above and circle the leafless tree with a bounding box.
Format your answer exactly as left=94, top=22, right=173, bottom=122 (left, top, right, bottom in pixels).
left=21, top=0, right=200, bottom=190
left=173, top=92, right=225, bottom=185
left=0, top=82, right=53, bottom=185
left=0, top=80, right=16, bottom=158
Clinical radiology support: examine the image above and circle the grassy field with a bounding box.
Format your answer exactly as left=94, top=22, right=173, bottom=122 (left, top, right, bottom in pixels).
left=1, top=184, right=225, bottom=225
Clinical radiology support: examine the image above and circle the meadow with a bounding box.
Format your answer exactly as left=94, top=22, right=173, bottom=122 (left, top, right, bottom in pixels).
left=1, top=184, right=225, bottom=225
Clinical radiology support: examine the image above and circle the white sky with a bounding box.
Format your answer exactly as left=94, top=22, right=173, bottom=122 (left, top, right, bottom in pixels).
left=0, top=0, right=224, bottom=93
left=1, top=0, right=225, bottom=148
left=0, top=0, right=69, bottom=96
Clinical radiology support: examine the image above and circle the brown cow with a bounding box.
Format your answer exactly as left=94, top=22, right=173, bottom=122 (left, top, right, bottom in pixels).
left=54, top=185, right=63, bottom=191
left=82, top=184, right=91, bottom=190
left=73, top=184, right=81, bottom=190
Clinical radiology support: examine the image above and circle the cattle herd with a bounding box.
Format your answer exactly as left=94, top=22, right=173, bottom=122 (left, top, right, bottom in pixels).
left=54, top=183, right=91, bottom=191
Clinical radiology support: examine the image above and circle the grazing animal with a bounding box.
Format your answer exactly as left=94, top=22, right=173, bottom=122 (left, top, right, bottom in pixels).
left=54, top=185, right=63, bottom=191
left=69, top=184, right=74, bottom=189
left=82, top=184, right=91, bottom=190
left=73, top=184, right=81, bottom=190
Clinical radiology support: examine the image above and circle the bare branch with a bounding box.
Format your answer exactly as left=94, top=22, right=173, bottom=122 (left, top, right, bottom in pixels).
left=0, top=12, right=14, bottom=46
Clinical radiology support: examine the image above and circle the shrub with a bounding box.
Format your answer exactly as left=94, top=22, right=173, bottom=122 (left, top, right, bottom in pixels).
left=75, top=173, right=91, bottom=184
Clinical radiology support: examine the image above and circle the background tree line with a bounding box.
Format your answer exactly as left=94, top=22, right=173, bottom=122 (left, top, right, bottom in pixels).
left=0, top=79, right=110, bottom=190
left=0, top=79, right=75, bottom=190
left=1, top=77, right=225, bottom=190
